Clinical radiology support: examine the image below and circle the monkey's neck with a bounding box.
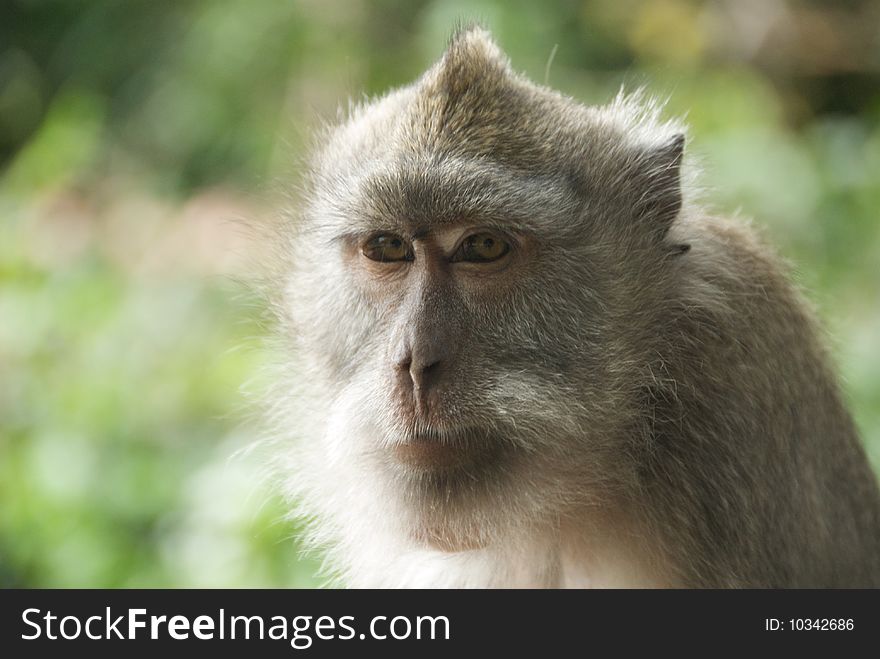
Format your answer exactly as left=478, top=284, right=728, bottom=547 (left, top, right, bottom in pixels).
left=345, top=536, right=562, bottom=588
left=344, top=515, right=668, bottom=588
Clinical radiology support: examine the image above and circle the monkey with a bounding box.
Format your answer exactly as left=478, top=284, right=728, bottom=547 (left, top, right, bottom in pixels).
left=263, top=26, right=880, bottom=587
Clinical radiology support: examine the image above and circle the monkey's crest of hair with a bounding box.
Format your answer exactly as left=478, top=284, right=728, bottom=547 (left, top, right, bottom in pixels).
left=262, top=27, right=880, bottom=588
left=311, top=27, right=692, bottom=213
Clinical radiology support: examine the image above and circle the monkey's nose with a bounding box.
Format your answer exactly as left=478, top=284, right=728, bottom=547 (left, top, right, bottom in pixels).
left=394, top=347, right=445, bottom=410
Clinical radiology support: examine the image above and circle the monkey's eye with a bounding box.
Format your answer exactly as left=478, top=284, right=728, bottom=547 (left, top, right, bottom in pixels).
left=454, top=232, right=511, bottom=263
left=362, top=234, right=413, bottom=262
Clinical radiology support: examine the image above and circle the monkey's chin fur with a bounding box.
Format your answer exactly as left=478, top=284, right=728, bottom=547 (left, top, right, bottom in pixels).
left=379, top=433, right=530, bottom=553
left=410, top=517, right=492, bottom=553
left=403, top=496, right=504, bottom=553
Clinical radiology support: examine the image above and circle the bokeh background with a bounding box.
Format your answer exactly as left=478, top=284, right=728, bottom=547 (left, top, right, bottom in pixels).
left=2, top=0, right=879, bottom=587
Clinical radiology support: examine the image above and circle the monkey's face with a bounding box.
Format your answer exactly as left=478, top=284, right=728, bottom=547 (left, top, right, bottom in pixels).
left=286, top=155, right=634, bottom=551
left=346, top=221, right=556, bottom=475
left=282, top=29, right=684, bottom=551
left=353, top=224, right=527, bottom=468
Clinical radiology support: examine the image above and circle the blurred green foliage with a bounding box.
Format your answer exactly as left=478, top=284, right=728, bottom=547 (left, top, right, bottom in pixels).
left=1, top=0, right=878, bottom=587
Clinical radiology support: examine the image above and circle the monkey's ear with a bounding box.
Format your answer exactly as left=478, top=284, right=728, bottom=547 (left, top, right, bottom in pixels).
left=635, top=133, right=685, bottom=239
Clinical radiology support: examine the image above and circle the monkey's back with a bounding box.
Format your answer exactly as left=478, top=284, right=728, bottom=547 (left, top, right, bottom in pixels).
left=642, top=215, right=880, bottom=587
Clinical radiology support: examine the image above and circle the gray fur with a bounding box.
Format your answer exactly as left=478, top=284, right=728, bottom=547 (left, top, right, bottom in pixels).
left=263, top=27, right=880, bottom=587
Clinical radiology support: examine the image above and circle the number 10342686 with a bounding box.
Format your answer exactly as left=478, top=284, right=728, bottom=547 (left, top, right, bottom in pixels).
left=765, top=619, right=854, bottom=631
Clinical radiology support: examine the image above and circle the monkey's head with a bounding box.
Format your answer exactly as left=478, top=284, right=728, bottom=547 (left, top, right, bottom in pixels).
left=276, top=28, right=689, bottom=558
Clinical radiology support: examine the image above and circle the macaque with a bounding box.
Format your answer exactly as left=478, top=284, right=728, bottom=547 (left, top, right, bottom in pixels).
left=265, top=27, right=880, bottom=587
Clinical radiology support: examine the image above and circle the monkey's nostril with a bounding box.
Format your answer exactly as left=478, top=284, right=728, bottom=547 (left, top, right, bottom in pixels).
left=392, top=335, right=449, bottom=402
left=410, top=358, right=440, bottom=389
left=393, top=344, right=413, bottom=373
left=413, top=358, right=442, bottom=387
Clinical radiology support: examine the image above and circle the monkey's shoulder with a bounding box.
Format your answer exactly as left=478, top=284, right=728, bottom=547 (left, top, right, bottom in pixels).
left=675, top=213, right=812, bottom=318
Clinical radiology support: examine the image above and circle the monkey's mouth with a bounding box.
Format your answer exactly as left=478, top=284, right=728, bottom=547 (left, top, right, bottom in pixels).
left=390, top=427, right=503, bottom=472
